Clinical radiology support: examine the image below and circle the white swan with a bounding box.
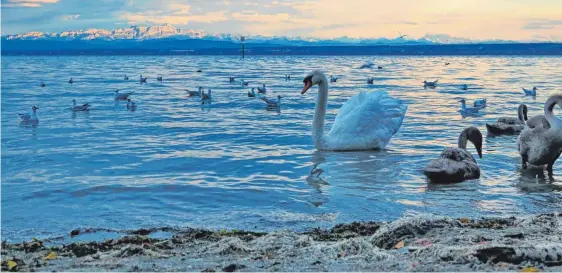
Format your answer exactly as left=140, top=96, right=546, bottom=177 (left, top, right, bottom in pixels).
left=486, top=104, right=527, bottom=135
left=71, top=99, right=90, bottom=112
left=424, top=127, right=483, bottom=183
left=301, top=70, right=407, bottom=151
left=18, top=106, right=39, bottom=123
left=518, top=95, right=562, bottom=176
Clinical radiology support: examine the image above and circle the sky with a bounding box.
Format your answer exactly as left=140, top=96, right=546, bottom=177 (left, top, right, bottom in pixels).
left=1, top=0, right=562, bottom=41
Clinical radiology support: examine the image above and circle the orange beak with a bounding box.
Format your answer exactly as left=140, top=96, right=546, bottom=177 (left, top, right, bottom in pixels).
left=301, top=81, right=312, bottom=95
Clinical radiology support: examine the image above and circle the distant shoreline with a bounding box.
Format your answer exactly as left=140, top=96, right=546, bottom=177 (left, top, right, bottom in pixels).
left=3, top=42, right=562, bottom=56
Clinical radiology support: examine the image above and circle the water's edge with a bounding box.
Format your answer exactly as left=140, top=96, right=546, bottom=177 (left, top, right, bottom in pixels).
left=2, top=212, right=561, bottom=272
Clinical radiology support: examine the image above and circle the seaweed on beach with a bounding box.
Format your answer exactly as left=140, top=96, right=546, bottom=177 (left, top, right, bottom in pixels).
left=3, top=212, right=562, bottom=272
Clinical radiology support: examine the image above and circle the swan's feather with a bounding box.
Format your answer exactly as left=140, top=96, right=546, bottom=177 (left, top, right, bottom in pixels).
left=486, top=117, right=525, bottom=135
left=526, top=115, right=550, bottom=129
left=325, top=91, right=407, bottom=150
left=518, top=126, right=561, bottom=166
left=424, top=147, right=480, bottom=183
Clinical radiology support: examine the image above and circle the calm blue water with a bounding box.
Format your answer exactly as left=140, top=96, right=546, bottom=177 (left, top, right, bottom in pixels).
left=2, top=56, right=562, bottom=242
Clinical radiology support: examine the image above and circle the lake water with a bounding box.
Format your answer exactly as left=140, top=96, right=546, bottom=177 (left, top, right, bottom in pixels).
left=2, top=55, right=562, bottom=242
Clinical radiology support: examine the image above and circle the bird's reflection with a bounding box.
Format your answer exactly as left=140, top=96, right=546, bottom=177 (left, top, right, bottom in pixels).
left=201, top=105, right=211, bottom=112
left=19, top=121, right=38, bottom=140
left=519, top=166, right=557, bottom=185
left=265, top=106, right=281, bottom=113
left=307, top=152, right=329, bottom=192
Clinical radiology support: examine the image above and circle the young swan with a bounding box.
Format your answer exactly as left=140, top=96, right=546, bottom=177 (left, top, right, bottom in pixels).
left=518, top=95, right=562, bottom=176
left=486, top=104, right=527, bottom=135
left=424, top=127, right=483, bottom=183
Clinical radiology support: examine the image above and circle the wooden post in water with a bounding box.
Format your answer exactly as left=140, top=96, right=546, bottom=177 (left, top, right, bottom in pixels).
left=241, top=36, right=245, bottom=58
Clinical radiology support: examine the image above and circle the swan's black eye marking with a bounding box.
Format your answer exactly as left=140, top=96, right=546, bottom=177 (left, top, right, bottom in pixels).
left=303, top=75, right=313, bottom=84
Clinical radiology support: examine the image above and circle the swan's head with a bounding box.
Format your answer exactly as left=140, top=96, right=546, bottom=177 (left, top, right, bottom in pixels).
left=302, top=70, right=326, bottom=94
left=277, top=95, right=282, bottom=99
left=32, top=105, right=39, bottom=111
left=465, top=126, right=483, bottom=158
left=458, top=98, right=466, bottom=103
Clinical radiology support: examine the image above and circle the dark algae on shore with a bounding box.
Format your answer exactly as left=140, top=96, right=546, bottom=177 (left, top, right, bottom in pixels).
left=2, top=213, right=562, bottom=272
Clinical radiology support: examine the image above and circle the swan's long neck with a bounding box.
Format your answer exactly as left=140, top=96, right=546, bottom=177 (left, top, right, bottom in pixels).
left=518, top=105, right=527, bottom=122
left=457, top=131, right=468, bottom=150
left=312, top=79, right=329, bottom=149
left=32, top=109, right=38, bottom=119
left=544, top=95, right=562, bottom=138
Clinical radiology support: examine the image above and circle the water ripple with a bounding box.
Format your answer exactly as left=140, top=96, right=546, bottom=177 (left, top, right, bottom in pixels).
left=2, top=55, right=561, bottom=241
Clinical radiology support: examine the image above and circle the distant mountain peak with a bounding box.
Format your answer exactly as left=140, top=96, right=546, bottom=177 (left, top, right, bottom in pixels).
left=2, top=24, right=529, bottom=45
left=5, top=24, right=205, bottom=41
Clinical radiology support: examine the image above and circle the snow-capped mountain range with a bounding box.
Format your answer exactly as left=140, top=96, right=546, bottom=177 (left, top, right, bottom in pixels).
left=4, top=24, right=205, bottom=41
left=2, top=24, right=519, bottom=45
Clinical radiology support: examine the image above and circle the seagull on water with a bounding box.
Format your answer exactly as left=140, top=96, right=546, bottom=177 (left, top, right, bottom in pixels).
left=18, top=106, right=39, bottom=123
left=71, top=99, right=90, bottom=112
left=114, top=89, right=133, bottom=100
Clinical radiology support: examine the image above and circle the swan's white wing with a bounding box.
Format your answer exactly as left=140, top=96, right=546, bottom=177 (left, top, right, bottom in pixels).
left=326, top=91, right=407, bottom=150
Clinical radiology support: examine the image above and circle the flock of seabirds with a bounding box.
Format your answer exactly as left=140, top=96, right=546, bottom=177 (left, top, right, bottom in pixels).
left=17, top=62, right=562, bottom=183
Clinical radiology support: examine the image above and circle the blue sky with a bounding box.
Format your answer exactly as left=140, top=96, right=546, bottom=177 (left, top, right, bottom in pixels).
left=1, top=0, right=561, bottom=41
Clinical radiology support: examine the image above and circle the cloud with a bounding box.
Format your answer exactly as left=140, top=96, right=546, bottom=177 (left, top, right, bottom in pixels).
left=63, top=14, right=80, bottom=20
left=231, top=11, right=292, bottom=23
left=2, top=0, right=58, bottom=8
left=121, top=11, right=228, bottom=25
left=522, top=19, right=562, bottom=30
left=2, top=0, right=562, bottom=41
left=118, top=2, right=228, bottom=26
